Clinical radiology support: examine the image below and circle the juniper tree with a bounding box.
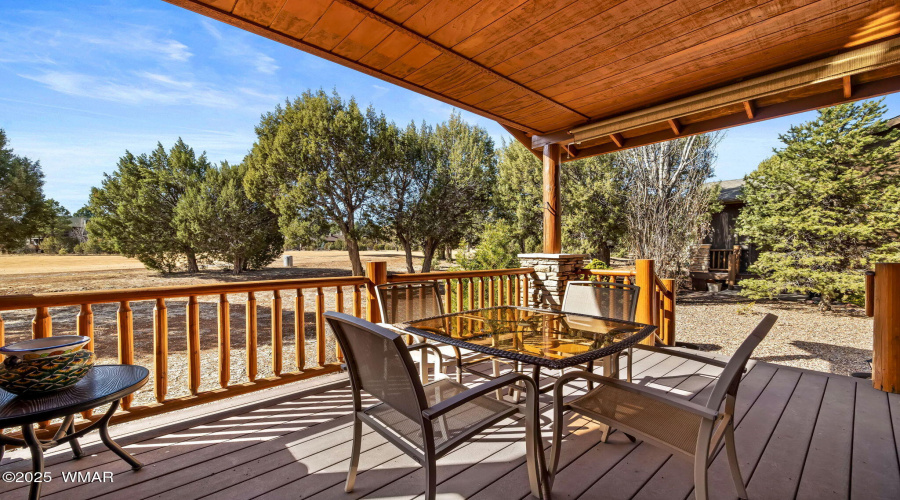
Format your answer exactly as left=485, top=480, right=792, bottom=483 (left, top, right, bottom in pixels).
left=0, top=129, right=52, bottom=252
left=244, top=90, right=394, bottom=276
left=737, top=100, right=900, bottom=310
left=88, top=139, right=210, bottom=272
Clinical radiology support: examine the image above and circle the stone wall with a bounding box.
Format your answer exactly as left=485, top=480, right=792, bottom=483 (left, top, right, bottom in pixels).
left=689, top=244, right=711, bottom=273
left=518, top=253, right=587, bottom=309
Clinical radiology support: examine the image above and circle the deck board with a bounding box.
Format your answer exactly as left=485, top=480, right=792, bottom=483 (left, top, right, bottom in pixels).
left=2, top=352, right=898, bottom=500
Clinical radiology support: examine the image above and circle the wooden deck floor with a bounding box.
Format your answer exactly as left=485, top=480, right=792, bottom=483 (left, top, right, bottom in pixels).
left=2, top=349, right=899, bottom=499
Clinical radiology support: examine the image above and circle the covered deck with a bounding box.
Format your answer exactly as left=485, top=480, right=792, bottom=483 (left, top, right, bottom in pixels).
left=2, top=349, right=897, bottom=499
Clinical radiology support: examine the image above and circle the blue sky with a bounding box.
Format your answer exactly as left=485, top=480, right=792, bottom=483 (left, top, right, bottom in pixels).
left=2, top=0, right=899, bottom=213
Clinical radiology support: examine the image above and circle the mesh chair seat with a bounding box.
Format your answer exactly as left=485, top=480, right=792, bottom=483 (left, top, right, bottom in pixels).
left=569, top=383, right=704, bottom=455
left=365, top=378, right=517, bottom=448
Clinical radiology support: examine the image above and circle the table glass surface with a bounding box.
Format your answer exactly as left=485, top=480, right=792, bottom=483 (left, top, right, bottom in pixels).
left=399, top=306, right=653, bottom=369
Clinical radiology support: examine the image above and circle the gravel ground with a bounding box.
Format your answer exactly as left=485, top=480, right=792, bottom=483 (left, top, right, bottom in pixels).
left=676, top=289, right=873, bottom=376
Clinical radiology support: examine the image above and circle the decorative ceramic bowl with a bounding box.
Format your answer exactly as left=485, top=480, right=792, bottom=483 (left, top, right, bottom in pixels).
left=0, top=350, right=95, bottom=396
left=0, top=335, right=90, bottom=361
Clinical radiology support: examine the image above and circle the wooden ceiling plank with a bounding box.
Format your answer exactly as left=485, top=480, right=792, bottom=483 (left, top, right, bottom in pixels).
left=401, top=0, right=481, bottom=37
left=163, top=0, right=545, bottom=134
left=329, top=0, right=588, bottom=119
left=473, top=0, right=632, bottom=71
left=270, top=0, right=333, bottom=41
left=404, top=56, right=465, bottom=87
left=514, top=0, right=755, bottom=91
left=565, top=70, right=900, bottom=162
left=668, top=118, right=682, bottom=135
left=383, top=43, right=443, bottom=78
left=452, top=0, right=580, bottom=59
left=302, top=2, right=368, bottom=51
left=429, top=0, right=529, bottom=48
left=843, top=74, right=853, bottom=98
left=525, top=0, right=823, bottom=98
left=331, top=16, right=395, bottom=61
left=559, top=0, right=893, bottom=114
left=198, top=0, right=237, bottom=11
left=232, top=0, right=286, bottom=26
left=357, top=30, right=420, bottom=70
left=570, top=7, right=900, bottom=119
left=372, top=0, right=433, bottom=25
left=491, top=0, right=668, bottom=76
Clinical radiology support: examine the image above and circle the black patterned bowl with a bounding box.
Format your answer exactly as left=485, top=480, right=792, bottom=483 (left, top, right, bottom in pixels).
left=0, top=350, right=95, bottom=396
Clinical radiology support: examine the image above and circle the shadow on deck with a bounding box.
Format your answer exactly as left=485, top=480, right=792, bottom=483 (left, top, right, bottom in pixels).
left=2, top=350, right=898, bottom=499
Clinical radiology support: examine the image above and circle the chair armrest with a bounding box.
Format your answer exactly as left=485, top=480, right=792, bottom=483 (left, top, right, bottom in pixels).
left=633, top=344, right=729, bottom=369
left=422, top=373, right=535, bottom=420
left=407, top=343, right=444, bottom=368
left=556, top=370, right=719, bottom=421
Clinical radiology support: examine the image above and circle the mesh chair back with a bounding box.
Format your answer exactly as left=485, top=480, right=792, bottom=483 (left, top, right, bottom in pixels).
left=562, top=281, right=640, bottom=322
left=705, top=314, right=777, bottom=410
left=376, top=281, right=444, bottom=324
left=326, top=312, right=427, bottom=422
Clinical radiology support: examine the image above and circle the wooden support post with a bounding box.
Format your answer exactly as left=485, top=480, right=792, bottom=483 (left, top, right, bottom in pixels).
left=32, top=306, right=52, bottom=338
left=727, top=244, right=741, bottom=286
left=873, top=263, right=900, bottom=393
left=662, top=278, right=676, bottom=346
left=365, top=261, right=387, bottom=323
left=866, top=271, right=875, bottom=317
left=634, top=259, right=656, bottom=345
left=542, top=143, right=562, bottom=254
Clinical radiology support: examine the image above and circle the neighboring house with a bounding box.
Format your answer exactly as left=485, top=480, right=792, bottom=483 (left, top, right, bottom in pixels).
left=689, top=179, right=757, bottom=290
left=28, top=217, right=89, bottom=252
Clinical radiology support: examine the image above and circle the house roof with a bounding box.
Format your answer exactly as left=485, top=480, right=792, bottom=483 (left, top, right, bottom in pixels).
left=166, top=1, right=900, bottom=161
left=708, top=179, right=745, bottom=203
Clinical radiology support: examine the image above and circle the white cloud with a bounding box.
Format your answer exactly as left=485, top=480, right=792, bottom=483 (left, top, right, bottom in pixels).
left=200, top=19, right=279, bottom=75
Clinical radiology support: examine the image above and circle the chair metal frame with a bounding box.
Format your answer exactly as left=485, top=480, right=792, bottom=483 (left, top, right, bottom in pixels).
left=548, top=314, right=777, bottom=500
left=325, top=312, right=550, bottom=500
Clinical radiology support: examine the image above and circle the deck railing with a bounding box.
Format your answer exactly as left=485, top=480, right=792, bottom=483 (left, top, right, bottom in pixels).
left=578, top=259, right=676, bottom=346
left=0, top=260, right=671, bottom=440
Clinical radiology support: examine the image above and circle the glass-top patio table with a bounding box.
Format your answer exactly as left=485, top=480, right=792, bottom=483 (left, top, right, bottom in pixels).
left=397, top=306, right=657, bottom=386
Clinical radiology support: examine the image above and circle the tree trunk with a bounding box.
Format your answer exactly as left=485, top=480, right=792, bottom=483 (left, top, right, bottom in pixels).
left=400, top=238, right=415, bottom=273
left=421, top=239, right=438, bottom=273
left=346, top=237, right=364, bottom=276
left=444, top=245, right=453, bottom=262
left=185, top=251, right=199, bottom=273
left=233, top=257, right=243, bottom=275
left=598, top=242, right=611, bottom=267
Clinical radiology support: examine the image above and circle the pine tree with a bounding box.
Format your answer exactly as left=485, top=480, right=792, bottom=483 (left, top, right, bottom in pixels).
left=738, top=100, right=900, bottom=310
left=0, top=129, right=52, bottom=252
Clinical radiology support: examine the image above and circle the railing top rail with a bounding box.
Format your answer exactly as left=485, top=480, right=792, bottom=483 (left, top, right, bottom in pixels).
left=654, top=275, right=674, bottom=297
left=579, top=269, right=637, bottom=276
left=387, top=267, right=534, bottom=281
left=0, top=275, right=370, bottom=311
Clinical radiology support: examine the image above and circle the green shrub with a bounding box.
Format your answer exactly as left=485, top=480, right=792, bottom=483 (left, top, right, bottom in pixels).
left=458, top=223, right=519, bottom=271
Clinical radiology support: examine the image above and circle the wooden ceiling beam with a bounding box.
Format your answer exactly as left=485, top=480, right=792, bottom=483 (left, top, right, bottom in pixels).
left=667, top=118, right=683, bottom=135
left=609, top=133, right=625, bottom=148
left=500, top=124, right=543, bottom=161
left=743, top=100, right=755, bottom=120
left=562, top=144, right=579, bottom=159
left=843, top=75, right=852, bottom=98
left=564, top=72, right=900, bottom=162
left=332, top=0, right=589, bottom=122
left=531, top=129, right=574, bottom=149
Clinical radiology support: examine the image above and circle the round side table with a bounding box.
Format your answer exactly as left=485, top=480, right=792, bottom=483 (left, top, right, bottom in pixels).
left=0, top=365, right=149, bottom=500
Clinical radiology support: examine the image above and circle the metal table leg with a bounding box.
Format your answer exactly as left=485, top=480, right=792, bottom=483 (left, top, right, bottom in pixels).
left=97, top=400, right=141, bottom=470
left=21, top=424, right=44, bottom=500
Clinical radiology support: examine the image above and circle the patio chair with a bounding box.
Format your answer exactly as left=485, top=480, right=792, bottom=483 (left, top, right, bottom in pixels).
left=548, top=313, right=777, bottom=500
left=325, top=312, right=549, bottom=500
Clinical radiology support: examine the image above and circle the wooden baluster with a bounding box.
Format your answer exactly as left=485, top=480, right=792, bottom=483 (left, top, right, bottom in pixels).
left=507, top=275, right=514, bottom=306
left=272, top=290, right=283, bottom=376
left=316, top=288, right=326, bottom=366
left=662, top=279, right=676, bottom=346
left=365, top=262, right=387, bottom=322
left=334, top=286, right=344, bottom=361
left=514, top=276, right=521, bottom=306
left=488, top=277, right=496, bottom=307
left=246, top=292, right=258, bottom=382
left=467, top=279, right=474, bottom=310
left=456, top=279, right=463, bottom=313
left=478, top=277, right=485, bottom=309
left=218, top=294, right=230, bottom=388
left=77, top=304, right=94, bottom=351
left=118, top=301, right=135, bottom=409
left=153, top=298, right=168, bottom=403
left=32, top=306, right=52, bottom=338
left=445, top=279, right=452, bottom=313
left=353, top=285, right=362, bottom=318
left=186, top=296, right=201, bottom=396
left=0, top=313, right=4, bottom=350
left=523, top=275, right=529, bottom=307
left=295, top=290, right=305, bottom=371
